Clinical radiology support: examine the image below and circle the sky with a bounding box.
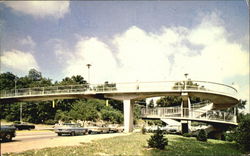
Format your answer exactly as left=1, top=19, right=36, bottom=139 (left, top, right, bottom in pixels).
left=0, top=1, right=249, bottom=112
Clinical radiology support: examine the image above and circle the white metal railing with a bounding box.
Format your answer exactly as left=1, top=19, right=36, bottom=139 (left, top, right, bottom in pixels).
left=141, top=107, right=236, bottom=123
left=0, top=80, right=237, bottom=99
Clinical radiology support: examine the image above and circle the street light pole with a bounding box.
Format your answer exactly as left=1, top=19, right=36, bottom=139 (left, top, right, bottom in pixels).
left=184, top=73, right=188, bottom=90
left=14, top=79, right=17, bottom=96
left=20, top=103, right=22, bottom=123
left=86, top=64, right=92, bottom=84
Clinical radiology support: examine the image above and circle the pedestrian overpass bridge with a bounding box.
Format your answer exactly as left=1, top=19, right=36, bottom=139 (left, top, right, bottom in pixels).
left=141, top=102, right=237, bottom=126
left=0, top=80, right=239, bottom=132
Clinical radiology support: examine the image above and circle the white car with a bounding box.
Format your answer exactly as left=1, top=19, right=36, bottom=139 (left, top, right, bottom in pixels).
left=54, top=123, right=88, bottom=136
left=165, top=125, right=181, bottom=134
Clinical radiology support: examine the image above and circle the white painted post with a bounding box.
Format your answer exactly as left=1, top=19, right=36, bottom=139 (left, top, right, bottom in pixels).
left=123, top=99, right=134, bottom=133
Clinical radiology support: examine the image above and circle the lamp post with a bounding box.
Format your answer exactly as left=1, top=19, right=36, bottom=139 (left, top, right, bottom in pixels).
left=86, top=64, right=92, bottom=84
left=14, top=78, right=17, bottom=96
left=184, top=73, right=188, bottom=90
left=20, top=103, right=22, bottom=123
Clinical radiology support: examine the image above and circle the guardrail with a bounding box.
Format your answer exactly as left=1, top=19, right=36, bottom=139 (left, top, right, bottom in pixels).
left=141, top=107, right=237, bottom=123
left=0, top=80, right=237, bottom=99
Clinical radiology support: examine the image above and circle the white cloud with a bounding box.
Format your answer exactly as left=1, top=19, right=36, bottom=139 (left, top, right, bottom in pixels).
left=63, top=38, right=117, bottom=83
left=171, top=13, right=249, bottom=82
left=0, top=49, right=39, bottom=72
left=113, top=26, right=172, bottom=82
left=55, top=12, right=249, bottom=106
left=3, top=1, right=70, bottom=19
left=19, top=36, right=36, bottom=48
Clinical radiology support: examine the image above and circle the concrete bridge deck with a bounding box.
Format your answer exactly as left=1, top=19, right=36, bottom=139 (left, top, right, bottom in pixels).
left=0, top=80, right=240, bottom=132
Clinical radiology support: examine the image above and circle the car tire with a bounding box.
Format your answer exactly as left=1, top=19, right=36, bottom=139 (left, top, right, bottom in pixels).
left=58, top=133, right=62, bottom=136
left=3, top=133, right=12, bottom=142
left=71, top=132, right=75, bottom=136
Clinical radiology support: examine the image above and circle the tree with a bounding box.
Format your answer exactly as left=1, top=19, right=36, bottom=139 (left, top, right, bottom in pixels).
left=109, top=99, right=123, bottom=112
left=148, top=127, right=168, bottom=150
left=60, top=75, right=87, bottom=85
left=156, top=96, right=182, bottom=107
left=196, top=129, right=207, bottom=142
left=72, top=75, right=87, bottom=84
left=235, top=114, right=250, bottom=151
left=28, top=68, right=42, bottom=81
left=0, top=72, right=16, bottom=90
left=69, top=100, right=99, bottom=121
left=101, top=108, right=123, bottom=124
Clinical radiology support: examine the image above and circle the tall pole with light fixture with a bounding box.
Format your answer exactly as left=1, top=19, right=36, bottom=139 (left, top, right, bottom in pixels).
left=14, top=78, right=17, bottom=96
left=86, top=64, right=92, bottom=84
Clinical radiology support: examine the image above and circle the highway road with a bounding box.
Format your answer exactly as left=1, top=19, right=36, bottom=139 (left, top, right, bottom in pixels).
left=0, top=130, right=129, bottom=154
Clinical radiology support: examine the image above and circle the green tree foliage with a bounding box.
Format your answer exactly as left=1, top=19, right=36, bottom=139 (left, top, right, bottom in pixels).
left=59, top=75, right=87, bottom=85
left=141, top=125, right=146, bottom=134
left=196, top=129, right=207, bottom=142
left=133, top=104, right=142, bottom=124
left=156, top=96, right=182, bottom=107
left=101, top=108, right=123, bottom=124
left=28, top=68, right=42, bottom=81
left=54, top=110, right=72, bottom=122
left=156, top=96, right=205, bottom=107
left=148, top=127, right=168, bottom=150
left=235, top=114, right=250, bottom=151
left=0, top=70, right=124, bottom=125
left=109, top=99, right=123, bottom=112
left=69, top=100, right=99, bottom=121
left=0, top=72, right=16, bottom=90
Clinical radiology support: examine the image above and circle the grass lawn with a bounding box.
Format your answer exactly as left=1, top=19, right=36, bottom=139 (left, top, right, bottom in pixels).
left=6, top=133, right=243, bottom=156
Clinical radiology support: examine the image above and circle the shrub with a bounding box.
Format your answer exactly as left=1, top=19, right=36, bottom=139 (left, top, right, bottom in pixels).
left=141, top=125, right=146, bottom=134
left=183, top=133, right=192, bottom=137
left=235, top=114, right=250, bottom=151
left=224, top=131, right=236, bottom=142
left=196, top=129, right=207, bottom=142
left=148, top=127, right=168, bottom=150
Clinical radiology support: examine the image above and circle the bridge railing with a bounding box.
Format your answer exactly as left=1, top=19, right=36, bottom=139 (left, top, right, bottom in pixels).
left=141, top=107, right=237, bottom=123
left=0, top=85, right=90, bottom=97
left=0, top=80, right=237, bottom=98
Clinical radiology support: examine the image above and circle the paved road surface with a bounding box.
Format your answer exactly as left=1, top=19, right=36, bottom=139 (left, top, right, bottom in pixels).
left=1, top=130, right=129, bottom=154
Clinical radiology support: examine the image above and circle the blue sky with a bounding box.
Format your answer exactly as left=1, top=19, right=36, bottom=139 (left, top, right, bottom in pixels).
left=0, top=1, right=249, bottom=112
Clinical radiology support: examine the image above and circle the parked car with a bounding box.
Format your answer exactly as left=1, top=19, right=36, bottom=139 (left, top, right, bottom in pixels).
left=165, top=125, right=181, bottom=134
left=54, top=123, right=88, bottom=136
left=145, top=126, right=159, bottom=133
left=107, top=125, right=124, bottom=133
left=87, top=125, right=111, bottom=134
left=0, top=125, right=16, bottom=142
left=13, top=123, right=35, bottom=130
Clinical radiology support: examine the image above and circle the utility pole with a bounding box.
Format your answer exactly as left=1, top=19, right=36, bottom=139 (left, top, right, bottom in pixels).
left=86, top=64, right=92, bottom=84
left=14, top=78, right=17, bottom=96
left=184, top=73, right=188, bottom=90
left=20, top=103, right=22, bottom=123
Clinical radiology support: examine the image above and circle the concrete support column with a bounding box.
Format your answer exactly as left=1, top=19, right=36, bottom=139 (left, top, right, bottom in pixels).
left=123, top=99, right=134, bottom=133
left=181, top=93, right=191, bottom=117
left=181, top=93, right=191, bottom=134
